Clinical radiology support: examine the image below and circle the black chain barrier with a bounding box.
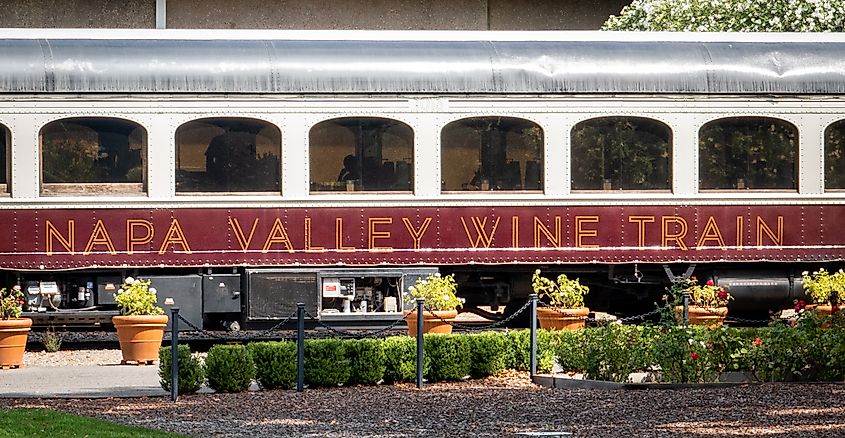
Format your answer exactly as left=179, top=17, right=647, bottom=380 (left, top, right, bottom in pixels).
left=303, top=311, right=410, bottom=339
left=421, top=299, right=533, bottom=331
left=175, top=310, right=298, bottom=341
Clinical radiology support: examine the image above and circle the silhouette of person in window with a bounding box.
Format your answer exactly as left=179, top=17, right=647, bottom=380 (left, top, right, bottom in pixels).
left=337, top=154, right=360, bottom=182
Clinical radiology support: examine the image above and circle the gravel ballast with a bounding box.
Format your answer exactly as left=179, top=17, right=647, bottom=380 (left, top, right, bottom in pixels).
left=6, top=350, right=845, bottom=437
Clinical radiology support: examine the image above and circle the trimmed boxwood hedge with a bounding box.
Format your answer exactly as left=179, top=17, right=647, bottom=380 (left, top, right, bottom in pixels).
left=467, top=332, right=508, bottom=378
left=424, top=334, right=471, bottom=381
left=248, top=341, right=297, bottom=390
left=383, top=336, right=425, bottom=383
left=205, top=344, right=255, bottom=393
left=158, top=344, right=204, bottom=394
left=304, top=339, right=350, bottom=387
left=346, top=338, right=387, bottom=385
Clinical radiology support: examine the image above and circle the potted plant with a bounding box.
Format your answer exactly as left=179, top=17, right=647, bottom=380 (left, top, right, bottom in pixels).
left=404, top=273, right=462, bottom=336
left=670, top=277, right=732, bottom=328
left=801, top=269, right=844, bottom=320
left=112, top=277, right=168, bottom=365
left=531, top=269, right=590, bottom=330
left=0, top=285, right=30, bottom=369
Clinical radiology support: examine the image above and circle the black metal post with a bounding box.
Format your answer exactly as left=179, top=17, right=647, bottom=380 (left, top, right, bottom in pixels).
left=529, top=294, right=538, bottom=377
left=416, top=298, right=425, bottom=389
left=170, top=307, right=179, bottom=402
left=296, top=303, right=305, bottom=392
left=682, top=291, right=690, bottom=329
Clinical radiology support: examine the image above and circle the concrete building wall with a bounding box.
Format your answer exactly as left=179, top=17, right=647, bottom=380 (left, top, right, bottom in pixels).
left=0, top=0, right=629, bottom=30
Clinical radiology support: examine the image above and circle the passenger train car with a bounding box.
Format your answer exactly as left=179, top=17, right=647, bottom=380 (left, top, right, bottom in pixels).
left=3, top=29, right=845, bottom=328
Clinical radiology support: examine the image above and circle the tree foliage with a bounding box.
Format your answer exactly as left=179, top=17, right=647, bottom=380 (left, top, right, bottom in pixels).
left=604, top=0, right=845, bottom=32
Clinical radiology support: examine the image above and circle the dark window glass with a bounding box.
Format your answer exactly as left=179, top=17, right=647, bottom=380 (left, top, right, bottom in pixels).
left=176, top=118, right=281, bottom=193
left=825, top=120, right=845, bottom=190
left=310, top=118, right=413, bottom=193
left=0, top=125, right=7, bottom=189
left=699, top=117, right=797, bottom=190
left=41, top=118, right=146, bottom=194
left=441, top=117, right=543, bottom=192
left=571, top=117, right=671, bottom=191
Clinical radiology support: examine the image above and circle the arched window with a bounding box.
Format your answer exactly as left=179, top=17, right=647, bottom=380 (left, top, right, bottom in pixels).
left=176, top=118, right=281, bottom=193
left=310, top=117, right=413, bottom=193
left=40, top=117, right=147, bottom=195
left=825, top=120, right=845, bottom=190
left=0, top=123, right=8, bottom=194
left=699, top=117, right=797, bottom=190
left=441, top=117, right=543, bottom=192
left=570, top=117, right=671, bottom=191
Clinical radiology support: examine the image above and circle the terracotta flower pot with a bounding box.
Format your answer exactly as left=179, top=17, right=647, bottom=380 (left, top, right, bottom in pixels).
left=675, top=306, right=728, bottom=328
left=404, top=309, right=458, bottom=337
left=0, top=318, right=32, bottom=369
left=536, top=307, right=589, bottom=330
left=113, top=314, right=168, bottom=365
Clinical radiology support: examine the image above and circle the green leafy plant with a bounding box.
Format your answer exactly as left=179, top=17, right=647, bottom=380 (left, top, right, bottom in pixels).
left=346, top=338, right=386, bottom=385
left=158, top=345, right=205, bottom=394
left=668, top=277, right=733, bottom=308
left=531, top=269, right=589, bottom=308
left=382, top=336, right=426, bottom=383
left=304, top=339, right=350, bottom=387
left=424, top=334, right=471, bottom=381
left=467, top=332, right=508, bottom=378
left=41, top=327, right=63, bottom=353
left=248, top=341, right=296, bottom=390
left=801, top=268, right=845, bottom=305
left=205, top=344, right=255, bottom=393
left=0, top=285, right=25, bottom=319
left=405, top=273, right=463, bottom=311
left=505, top=329, right=555, bottom=373
left=113, top=277, right=164, bottom=316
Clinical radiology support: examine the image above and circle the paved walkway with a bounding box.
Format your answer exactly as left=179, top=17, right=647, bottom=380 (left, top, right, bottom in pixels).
left=0, top=364, right=167, bottom=398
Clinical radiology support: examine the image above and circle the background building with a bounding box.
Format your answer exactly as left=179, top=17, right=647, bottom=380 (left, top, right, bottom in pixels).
left=0, top=0, right=630, bottom=30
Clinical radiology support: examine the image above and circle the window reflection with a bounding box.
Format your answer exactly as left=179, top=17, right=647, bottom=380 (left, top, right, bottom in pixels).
left=310, top=117, right=413, bottom=193
left=699, top=117, right=797, bottom=190
left=40, top=118, right=146, bottom=193
left=571, top=117, right=671, bottom=191
left=441, top=117, right=543, bottom=192
left=0, top=125, right=7, bottom=191
left=176, top=118, right=281, bottom=193
left=825, top=120, right=845, bottom=190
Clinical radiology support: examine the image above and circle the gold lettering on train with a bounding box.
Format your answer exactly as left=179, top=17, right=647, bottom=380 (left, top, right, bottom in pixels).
left=368, top=218, right=393, bottom=251
left=46, top=220, right=75, bottom=255
left=662, top=216, right=688, bottom=251
left=83, top=220, right=117, bottom=255
left=695, top=216, right=726, bottom=249
left=229, top=218, right=259, bottom=253
left=158, top=219, right=192, bottom=254
left=402, top=217, right=432, bottom=250
left=461, top=217, right=500, bottom=248
left=628, top=216, right=655, bottom=247
left=533, top=216, right=562, bottom=248
left=737, top=216, right=744, bottom=250
left=127, top=219, right=154, bottom=255
left=574, top=216, right=599, bottom=248
left=261, top=218, right=294, bottom=253
left=757, top=216, right=784, bottom=247
left=511, top=216, right=519, bottom=248
left=304, top=217, right=325, bottom=252
left=335, top=218, right=355, bottom=252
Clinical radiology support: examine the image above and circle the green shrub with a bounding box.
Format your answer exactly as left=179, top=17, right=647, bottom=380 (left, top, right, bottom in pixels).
left=383, top=336, right=426, bottom=383
left=205, top=344, right=255, bottom=393
left=346, top=338, right=386, bottom=385
left=580, top=324, right=654, bottom=382
left=506, top=329, right=555, bottom=373
left=247, top=341, right=296, bottom=390
left=554, top=329, right=585, bottom=373
left=305, top=339, right=349, bottom=387
left=467, top=332, right=508, bottom=378
left=158, top=345, right=205, bottom=394
left=424, top=334, right=471, bottom=381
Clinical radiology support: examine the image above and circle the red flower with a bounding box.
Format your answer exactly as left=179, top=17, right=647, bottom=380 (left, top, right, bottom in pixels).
left=690, top=352, right=699, bottom=360
left=706, top=280, right=714, bottom=286
left=752, top=337, right=762, bottom=347
left=717, top=289, right=728, bottom=301
left=833, top=305, right=841, bottom=313
left=794, top=299, right=807, bottom=311
left=691, top=276, right=697, bottom=281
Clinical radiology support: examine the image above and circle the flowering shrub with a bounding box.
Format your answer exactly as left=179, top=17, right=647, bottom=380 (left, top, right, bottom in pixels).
left=405, top=273, right=463, bottom=311
left=801, top=268, right=845, bottom=305
left=0, top=285, right=25, bottom=319
left=668, top=277, right=732, bottom=308
left=603, top=0, right=845, bottom=32
left=532, top=269, right=589, bottom=309
left=114, top=277, right=163, bottom=316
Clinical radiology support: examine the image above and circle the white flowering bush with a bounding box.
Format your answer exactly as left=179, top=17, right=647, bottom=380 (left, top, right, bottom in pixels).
left=114, top=277, right=164, bottom=316
left=603, top=0, right=845, bottom=32
left=405, top=273, right=463, bottom=311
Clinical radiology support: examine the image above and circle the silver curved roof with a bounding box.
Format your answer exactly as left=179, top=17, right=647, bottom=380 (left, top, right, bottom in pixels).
left=2, top=38, right=845, bottom=94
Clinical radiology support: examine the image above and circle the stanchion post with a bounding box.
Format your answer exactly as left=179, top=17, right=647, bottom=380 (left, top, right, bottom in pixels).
left=416, top=298, right=425, bottom=389
left=529, top=294, right=538, bottom=378
left=296, top=303, right=305, bottom=392
left=170, top=307, right=179, bottom=402
left=682, top=290, right=690, bottom=329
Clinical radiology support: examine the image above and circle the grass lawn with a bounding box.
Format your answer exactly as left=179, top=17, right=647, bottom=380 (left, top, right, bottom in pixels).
left=0, top=408, right=187, bottom=437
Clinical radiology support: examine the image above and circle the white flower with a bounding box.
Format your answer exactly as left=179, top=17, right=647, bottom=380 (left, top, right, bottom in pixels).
left=124, top=276, right=135, bottom=285
left=117, top=288, right=124, bottom=294
left=149, top=288, right=157, bottom=295
left=802, top=271, right=809, bottom=276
